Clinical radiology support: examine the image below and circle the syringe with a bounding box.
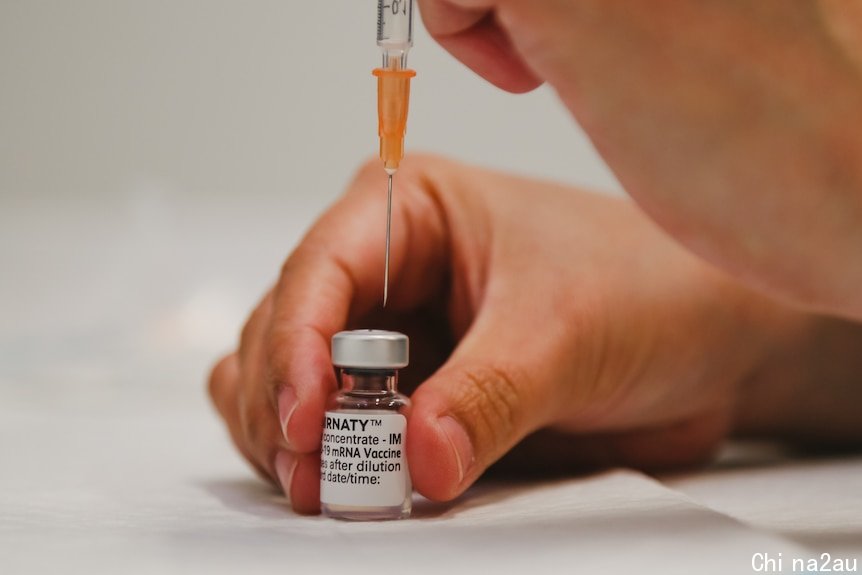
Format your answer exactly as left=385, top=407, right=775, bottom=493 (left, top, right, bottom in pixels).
left=375, top=0, right=416, bottom=307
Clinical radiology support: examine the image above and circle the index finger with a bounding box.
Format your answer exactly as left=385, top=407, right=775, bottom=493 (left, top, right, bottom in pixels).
left=265, top=155, right=452, bottom=454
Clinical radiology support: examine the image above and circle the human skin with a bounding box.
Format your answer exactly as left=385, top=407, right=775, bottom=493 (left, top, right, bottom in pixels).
left=208, top=156, right=862, bottom=514
left=418, top=0, right=862, bottom=319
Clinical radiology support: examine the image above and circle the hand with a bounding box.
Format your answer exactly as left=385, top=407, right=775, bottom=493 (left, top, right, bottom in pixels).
left=208, top=155, right=861, bottom=514
left=419, top=0, right=862, bottom=318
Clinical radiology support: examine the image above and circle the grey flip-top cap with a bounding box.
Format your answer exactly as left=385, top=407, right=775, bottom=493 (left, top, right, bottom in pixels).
left=331, top=329, right=409, bottom=369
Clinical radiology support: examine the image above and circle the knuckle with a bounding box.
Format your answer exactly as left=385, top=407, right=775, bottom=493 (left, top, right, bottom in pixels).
left=277, top=239, right=330, bottom=298
left=208, top=354, right=235, bottom=404
left=278, top=246, right=312, bottom=287
left=455, top=364, right=526, bottom=455
left=351, top=156, right=384, bottom=188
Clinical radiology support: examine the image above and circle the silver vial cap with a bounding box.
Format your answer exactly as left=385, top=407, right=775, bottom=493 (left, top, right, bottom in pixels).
left=331, top=329, right=409, bottom=369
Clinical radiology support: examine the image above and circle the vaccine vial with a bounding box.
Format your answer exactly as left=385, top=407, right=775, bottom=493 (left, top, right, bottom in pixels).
left=320, top=330, right=411, bottom=520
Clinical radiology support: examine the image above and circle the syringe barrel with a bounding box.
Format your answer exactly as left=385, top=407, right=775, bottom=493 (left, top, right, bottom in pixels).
left=377, top=0, right=414, bottom=68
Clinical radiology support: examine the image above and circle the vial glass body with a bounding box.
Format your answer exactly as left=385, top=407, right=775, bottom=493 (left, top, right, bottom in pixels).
left=320, top=368, right=411, bottom=520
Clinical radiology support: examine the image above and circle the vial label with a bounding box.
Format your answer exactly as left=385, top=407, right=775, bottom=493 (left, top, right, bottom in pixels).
left=320, top=411, right=409, bottom=507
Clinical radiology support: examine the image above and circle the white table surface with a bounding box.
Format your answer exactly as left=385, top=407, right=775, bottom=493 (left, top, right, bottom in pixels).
left=2, top=373, right=858, bottom=574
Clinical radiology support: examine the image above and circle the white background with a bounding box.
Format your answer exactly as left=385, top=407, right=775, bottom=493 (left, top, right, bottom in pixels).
left=1, top=2, right=858, bottom=573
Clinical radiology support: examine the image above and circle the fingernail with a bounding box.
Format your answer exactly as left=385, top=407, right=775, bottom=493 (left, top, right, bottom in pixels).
left=438, top=415, right=474, bottom=486
left=278, top=386, right=298, bottom=446
left=274, top=450, right=297, bottom=502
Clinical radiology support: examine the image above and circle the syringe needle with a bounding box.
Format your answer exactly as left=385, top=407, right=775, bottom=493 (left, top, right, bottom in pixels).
left=384, top=173, right=393, bottom=307
left=375, top=0, right=415, bottom=308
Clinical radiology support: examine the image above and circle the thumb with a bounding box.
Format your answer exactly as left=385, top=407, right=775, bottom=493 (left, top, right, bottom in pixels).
left=407, top=327, right=559, bottom=501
